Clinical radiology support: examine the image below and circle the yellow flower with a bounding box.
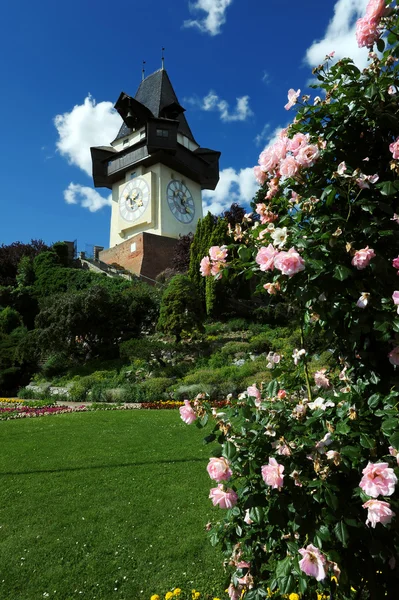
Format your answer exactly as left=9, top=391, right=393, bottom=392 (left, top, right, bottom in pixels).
left=173, top=590, right=182, bottom=597
left=316, top=594, right=328, bottom=600
left=213, top=598, right=221, bottom=600
left=191, top=592, right=200, bottom=600
left=289, top=594, right=300, bottom=600
left=151, top=596, right=160, bottom=600
left=165, top=593, right=173, bottom=600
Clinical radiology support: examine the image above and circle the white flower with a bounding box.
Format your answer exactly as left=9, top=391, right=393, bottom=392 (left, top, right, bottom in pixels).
left=356, top=292, right=370, bottom=309
left=270, top=227, right=288, bottom=249
left=308, top=397, right=335, bottom=411
left=292, top=348, right=306, bottom=365
left=337, top=161, right=347, bottom=175
left=315, top=432, right=333, bottom=453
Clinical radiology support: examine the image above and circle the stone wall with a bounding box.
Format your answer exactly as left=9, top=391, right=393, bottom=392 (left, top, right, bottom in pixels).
left=99, top=232, right=178, bottom=283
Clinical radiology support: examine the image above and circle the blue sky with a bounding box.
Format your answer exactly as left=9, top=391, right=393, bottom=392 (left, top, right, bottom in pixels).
left=0, top=0, right=371, bottom=251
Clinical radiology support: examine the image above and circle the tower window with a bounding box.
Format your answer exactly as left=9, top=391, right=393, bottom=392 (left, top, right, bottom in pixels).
left=156, top=129, right=169, bottom=138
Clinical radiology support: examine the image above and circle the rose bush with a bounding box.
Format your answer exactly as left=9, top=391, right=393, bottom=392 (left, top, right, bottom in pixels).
left=181, top=2, right=399, bottom=599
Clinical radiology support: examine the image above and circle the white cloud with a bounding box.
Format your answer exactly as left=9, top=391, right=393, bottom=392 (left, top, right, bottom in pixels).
left=202, top=167, right=258, bottom=215
left=305, top=0, right=370, bottom=69
left=186, top=91, right=253, bottom=122
left=254, top=123, right=271, bottom=147
left=54, top=95, right=121, bottom=177
left=64, top=183, right=112, bottom=213
left=183, top=0, right=233, bottom=36
left=262, top=71, right=270, bottom=84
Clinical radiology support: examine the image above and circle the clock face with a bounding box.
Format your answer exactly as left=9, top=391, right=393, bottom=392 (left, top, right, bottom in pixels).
left=167, top=180, right=195, bottom=224
left=119, top=178, right=150, bottom=222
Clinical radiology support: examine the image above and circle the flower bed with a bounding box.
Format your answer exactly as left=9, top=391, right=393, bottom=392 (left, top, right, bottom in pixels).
left=0, top=400, right=228, bottom=420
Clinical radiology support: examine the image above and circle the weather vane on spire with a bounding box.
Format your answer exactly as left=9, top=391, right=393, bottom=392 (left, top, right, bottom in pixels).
left=142, top=60, right=146, bottom=81
left=161, top=47, right=165, bottom=70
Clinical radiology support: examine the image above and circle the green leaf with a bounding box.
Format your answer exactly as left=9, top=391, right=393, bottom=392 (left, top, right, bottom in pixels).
left=223, top=441, right=237, bottom=460
left=364, top=84, right=377, bottom=99
left=277, top=575, right=295, bottom=595
left=203, top=433, right=216, bottom=445
left=249, top=506, right=264, bottom=523
left=238, top=246, right=252, bottom=263
left=389, top=431, right=399, bottom=448
left=360, top=434, right=375, bottom=449
left=377, top=38, right=385, bottom=53
left=333, top=265, right=352, bottom=281
left=377, top=180, right=399, bottom=196
left=266, top=380, right=278, bottom=398
left=200, top=413, right=208, bottom=427
left=382, top=418, right=398, bottom=434
left=392, top=319, right=399, bottom=333
left=334, top=521, right=349, bottom=546
left=325, top=488, right=338, bottom=510
left=341, top=445, right=361, bottom=460
left=317, top=525, right=331, bottom=541
left=275, top=557, right=292, bottom=578
left=367, top=394, right=380, bottom=409
left=336, top=422, right=350, bottom=435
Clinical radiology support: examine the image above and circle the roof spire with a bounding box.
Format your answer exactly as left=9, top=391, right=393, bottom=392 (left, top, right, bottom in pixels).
left=161, top=47, right=165, bottom=70
left=142, top=60, right=146, bottom=81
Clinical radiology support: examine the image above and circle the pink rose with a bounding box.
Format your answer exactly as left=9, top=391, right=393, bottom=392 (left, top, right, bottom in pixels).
left=265, top=177, right=280, bottom=200
left=388, top=346, right=399, bottom=365
left=356, top=16, right=380, bottom=48
left=259, top=147, right=279, bottom=172
left=255, top=244, right=278, bottom=272
left=314, top=369, right=330, bottom=389
left=209, top=246, right=228, bottom=262
left=351, top=246, right=375, bottom=269
left=254, top=166, right=267, bottom=185
left=392, top=257, right=399, bottom=270
left=207, top=457, right=232, bottom=482
left=277, top=389, right=287, bottom=399
left=389, top=137, right=399, bottom=159
left=261, top=457, right=284, bottom=489
left=274, top=248, right=305, bottom=276
left=209, top=484, right=238, bottom=509
left=210, top=261, right=223, bottom=276
left=272, top=138, right=288, bottom=161
left=363, top=499, right=395, bottom=528
left=247, top=384, right=261, bottom=407
left=359, top=462, right=397, bottom=497
left=227, top=583, right=243, bottom=600
left=366, top=0, right=388, bottom=21
left=199, top=256, right=211, bottom=277
left=280, top=156, right=299, bottom=178
left=179, top=400, right=197, bottom=424
left=298, top=545, right=326, bottom=581
left=296, top=144, right=320, bottom=168
left=284, top=88, right=300, bottom=110
left=271, top=439, right=291, bottom=456
left=288, top=132, right=309, bottom=156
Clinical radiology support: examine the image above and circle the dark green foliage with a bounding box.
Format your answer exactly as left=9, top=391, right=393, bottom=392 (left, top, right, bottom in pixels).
left=172, top=232, right=194, bottom=273
left=119, top=338, right=172, bottom=365
left=16, top=256, right=35, bottom=287
left=0, top=307, right=22, bottom=334
left=0, top=239, right=49, bottom=287
left=157, top=274, right=205, bottom=342
left=0, top=326, right=30, bottom=395
left=41, top=353, right=70, bottom=378
left=52, top=241, right=70, bottom=267
left=35, top=282, right=159, bottom=360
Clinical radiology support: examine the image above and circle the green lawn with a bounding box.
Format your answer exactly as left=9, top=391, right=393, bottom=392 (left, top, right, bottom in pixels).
left=0, top=411, right=226, bottom=600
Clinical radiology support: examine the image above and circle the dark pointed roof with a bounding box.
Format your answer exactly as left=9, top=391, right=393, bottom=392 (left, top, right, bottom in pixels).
left=113, top=69, right=196, bottom=144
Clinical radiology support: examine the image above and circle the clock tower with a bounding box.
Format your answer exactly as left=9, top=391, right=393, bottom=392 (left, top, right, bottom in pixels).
left=90, top=67, right=220, bottom=281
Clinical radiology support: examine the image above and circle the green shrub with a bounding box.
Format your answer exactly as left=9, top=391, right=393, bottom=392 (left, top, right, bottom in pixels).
left=173, top=383, right=215, bottom=400
left=136, top=377, right=173, bottom=401
left=42, top=353, right=69, bottom=378
left=0, top=307, right=22, bottom=334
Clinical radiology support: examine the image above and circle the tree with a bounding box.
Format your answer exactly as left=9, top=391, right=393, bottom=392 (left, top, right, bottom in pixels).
left=0, top=239, right=49, bottom=287
left=34, top=282, right=159, bottom=360
left=172, top=232, right=194, bottom=273
left=157, top=275, right=204, bottom=342
left=0, top=307, right=22, bottom=334
left=16, top=256, right=35, bottom=288
left=222, top=202, right=246, bottom=226
left=184, top=4, right=399, bottom=599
